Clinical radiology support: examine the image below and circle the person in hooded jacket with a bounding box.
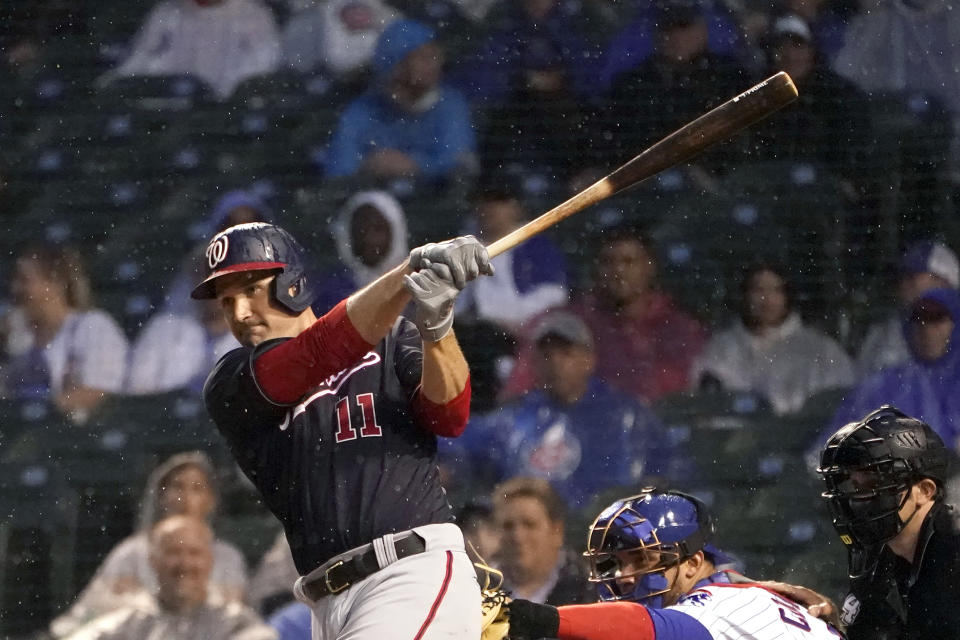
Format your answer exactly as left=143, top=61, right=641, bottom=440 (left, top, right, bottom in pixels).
left=830, top=287, right=960, bottom=451
left=324, top=19, right=476, bottom=180
left=313, top=190, right=409, bottom=313
left=49, top=452, right=247, bottom=638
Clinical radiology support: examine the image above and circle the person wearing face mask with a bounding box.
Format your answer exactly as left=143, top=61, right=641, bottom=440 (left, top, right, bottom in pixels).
left=498, top=488, right=843, bottom=640
left=817, top=406, right=960, bottom=639
left=324, top=19, right=476, bottom=181
left=64, top=516, right=274, bottom=640
left=829, top=287, right=960, bottom=450
left=50, top=452, right=248, bottom=638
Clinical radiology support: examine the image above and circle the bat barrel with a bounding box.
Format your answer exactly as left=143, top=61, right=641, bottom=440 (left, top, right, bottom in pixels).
left=485, top=72, right=798, bottom=259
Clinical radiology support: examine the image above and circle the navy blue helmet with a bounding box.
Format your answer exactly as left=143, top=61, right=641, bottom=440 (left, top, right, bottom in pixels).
left=584, top=488, right=731, bottom=607
left=190, top=222, right=315, bottom=313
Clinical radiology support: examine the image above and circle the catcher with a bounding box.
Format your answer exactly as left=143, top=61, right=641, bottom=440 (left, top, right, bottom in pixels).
left=482, top=488, right=843, bottom=640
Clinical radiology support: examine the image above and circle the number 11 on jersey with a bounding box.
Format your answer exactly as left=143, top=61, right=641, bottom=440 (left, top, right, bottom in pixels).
left=335, top=393, right=383, bottom=442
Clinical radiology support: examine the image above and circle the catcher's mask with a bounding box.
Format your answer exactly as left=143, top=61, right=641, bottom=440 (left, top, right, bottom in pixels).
left=584, top=488, right=727, bottom=608
left=818, top=406, right=948, bottom=576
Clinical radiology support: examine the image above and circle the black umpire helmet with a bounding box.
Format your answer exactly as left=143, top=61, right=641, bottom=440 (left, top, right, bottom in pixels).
left=190, top=222, right=315, bottom=314
left=818, top=406, right=948, bottom=560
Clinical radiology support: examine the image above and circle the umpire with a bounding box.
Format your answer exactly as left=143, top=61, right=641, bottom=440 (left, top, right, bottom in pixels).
left=818, top=406, right=960, bottom=639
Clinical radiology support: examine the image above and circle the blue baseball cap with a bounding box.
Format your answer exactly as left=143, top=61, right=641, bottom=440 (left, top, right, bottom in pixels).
left=373, top=19, right=436, bottom=78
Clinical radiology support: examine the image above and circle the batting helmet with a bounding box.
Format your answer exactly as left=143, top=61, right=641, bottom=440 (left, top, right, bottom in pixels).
left=584, top=488, right=731, bottom=608
left=190, top=222, right=315, bottom=314
left=818, top=406, right=949, bottom=555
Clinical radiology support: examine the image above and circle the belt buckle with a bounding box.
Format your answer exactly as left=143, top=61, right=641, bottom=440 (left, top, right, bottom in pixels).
left=324, top=560, right=349, bottom=594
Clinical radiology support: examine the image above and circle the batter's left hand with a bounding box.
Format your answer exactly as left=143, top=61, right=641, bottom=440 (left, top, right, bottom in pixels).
left=403, top=265, right=458, bottom=342
left=408, top=236, right=494, bottom=290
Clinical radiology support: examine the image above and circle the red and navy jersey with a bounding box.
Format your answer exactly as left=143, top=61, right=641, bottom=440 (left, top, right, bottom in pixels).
left=203, top=317, right=453, bottom=574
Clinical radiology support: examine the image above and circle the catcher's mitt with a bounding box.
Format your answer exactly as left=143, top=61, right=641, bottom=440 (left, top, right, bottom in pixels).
left=477, top=561, right=510, bottom=640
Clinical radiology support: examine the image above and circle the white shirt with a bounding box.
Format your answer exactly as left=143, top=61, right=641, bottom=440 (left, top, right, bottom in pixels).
left=692, top=313, right=855, bottom=414
left=64, top=593, right=275, bottom=640
left=108, top=0, right=280, bottom=99
left=45, top=310, right=129, bottom=395
left=672, top=584, right=842, bottom=639
left=126, top=313, right=238, bottom=394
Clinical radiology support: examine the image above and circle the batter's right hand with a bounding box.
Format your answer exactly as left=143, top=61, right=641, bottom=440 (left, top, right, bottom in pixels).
left=408, top=236, right=494, bottom=290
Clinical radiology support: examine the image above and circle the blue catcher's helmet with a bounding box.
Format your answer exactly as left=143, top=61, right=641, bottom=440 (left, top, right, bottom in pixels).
left=584, top=488, right=728, bottom=608
left=190, top=222, right=315, bottom=313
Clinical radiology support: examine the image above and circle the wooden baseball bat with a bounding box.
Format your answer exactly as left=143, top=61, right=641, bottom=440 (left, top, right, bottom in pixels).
left=486, top=71, right=798, bottom=258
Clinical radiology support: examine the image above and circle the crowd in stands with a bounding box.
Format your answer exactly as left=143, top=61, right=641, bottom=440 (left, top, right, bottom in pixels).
left=2, top=0, right=960, bottom=637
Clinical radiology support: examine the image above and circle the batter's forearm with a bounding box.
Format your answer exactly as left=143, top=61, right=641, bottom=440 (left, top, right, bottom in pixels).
left=420, top=332, right=469, bottom=403
left=346, top=262, right=413, bottom=344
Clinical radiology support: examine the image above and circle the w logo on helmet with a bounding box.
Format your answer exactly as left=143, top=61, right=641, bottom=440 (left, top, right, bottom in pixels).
left=206, top=235, right=230, bottom=269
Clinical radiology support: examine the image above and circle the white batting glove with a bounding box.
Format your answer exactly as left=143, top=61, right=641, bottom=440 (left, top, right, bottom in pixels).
left=403, top=264, right=459, bottom=342
left=408, top=235, right=494, bottom=290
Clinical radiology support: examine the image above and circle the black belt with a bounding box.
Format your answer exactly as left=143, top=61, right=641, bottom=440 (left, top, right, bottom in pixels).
left=303, top=534, right=427, bottom=600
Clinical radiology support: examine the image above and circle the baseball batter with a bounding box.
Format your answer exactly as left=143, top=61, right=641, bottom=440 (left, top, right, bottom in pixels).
left=191, top=222, right=493, bottom=639
left=502, top=489, right=843, bottom=640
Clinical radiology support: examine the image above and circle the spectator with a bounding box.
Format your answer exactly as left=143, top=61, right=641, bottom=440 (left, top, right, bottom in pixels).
left=280, top=0, right=399, bottom=77
left=455, top=184, right=568, bottom=334
left=490, top=476, right=593, bottom=604
left=125, top=299, right=237, bottom=395
left=833, top=0, right=960, bottom=115
left=163, top=189, right=274, bottom=315
left=102, top=0, right=280, bottom=100
left=51, top=452, right=248, bottom=637
left=749, top=14, right=870, bottom=175
left=64, top=515, right=274, bottom=640
left=858, top=240, right=960, bottom=377
left=599, top=0, right=746, bottom=165
left=459, top=0, right=602, bottom=105
left=314, top=190, right=409, bottom=313
left=324, top=19, right=476, bottom=181
left=455, top=310, right=682, bottom=510
left=832, top=288, right=960, bottom=451
left=598, top=0, right=743, bottom=92
left=692, top=262, right=855, bottom=414
left=506, top=224, right=707, bottom=403
left=2, top=244, right=127, bottom=421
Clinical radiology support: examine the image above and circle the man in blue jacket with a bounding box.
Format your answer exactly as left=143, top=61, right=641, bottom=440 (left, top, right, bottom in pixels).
left=450, top=310, right=686, bottom=511
left=325, top=19, right=476, bottom=181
